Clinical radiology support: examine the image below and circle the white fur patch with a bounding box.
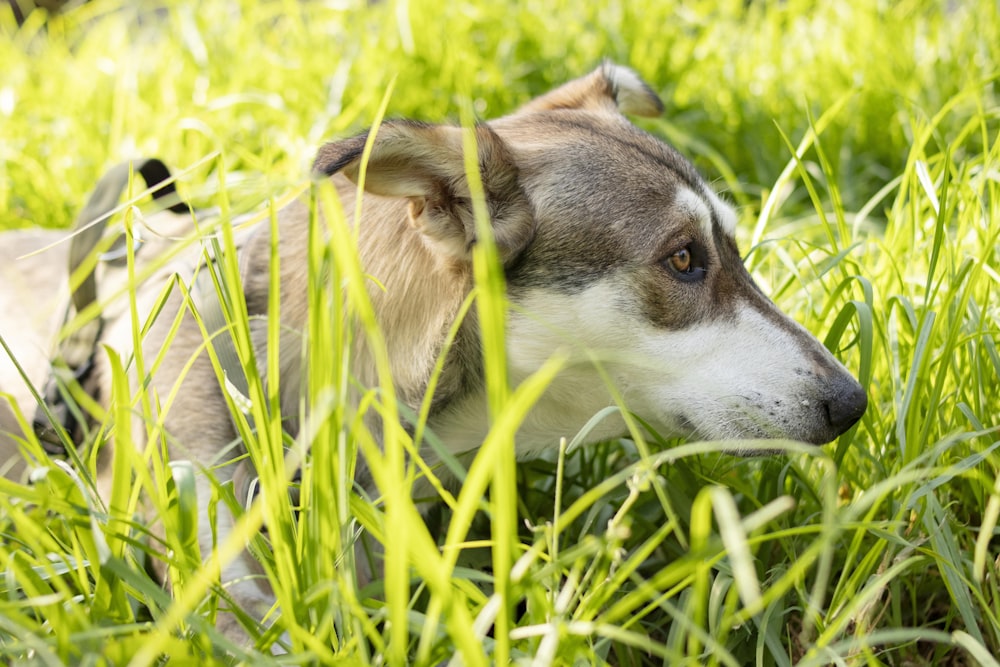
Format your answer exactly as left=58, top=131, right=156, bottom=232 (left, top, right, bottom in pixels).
left=675, top=188, right=715, bottom=240
left=603, top=64, right=663, bottom=117
left=704, top=188, right=739, bottom=236
left=676, top=187, right=738, bottom=240
left=489, top=277, right=851, bottom=454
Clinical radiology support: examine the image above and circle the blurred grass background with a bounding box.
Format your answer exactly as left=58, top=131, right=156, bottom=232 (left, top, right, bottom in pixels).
left=3, top=0, right=996, bottom=229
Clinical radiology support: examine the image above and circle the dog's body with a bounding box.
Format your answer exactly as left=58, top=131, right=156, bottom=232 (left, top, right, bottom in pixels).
left=0, top=64, right=866, bottom=642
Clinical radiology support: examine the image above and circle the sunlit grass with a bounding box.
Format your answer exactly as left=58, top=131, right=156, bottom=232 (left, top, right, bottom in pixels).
left=1, top=0, right=999, bottom=664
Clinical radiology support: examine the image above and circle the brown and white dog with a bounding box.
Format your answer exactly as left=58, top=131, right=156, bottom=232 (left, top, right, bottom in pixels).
left=0, top=64, right=867, bottom=641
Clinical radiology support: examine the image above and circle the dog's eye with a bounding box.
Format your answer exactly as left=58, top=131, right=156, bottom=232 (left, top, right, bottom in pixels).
left=662, top=245, right=707, bottom=282
left=669, top=248, right=692, bottom=273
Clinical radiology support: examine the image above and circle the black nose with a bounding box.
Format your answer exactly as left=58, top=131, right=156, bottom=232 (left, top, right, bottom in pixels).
left=822, top=375, right=868, bottom=436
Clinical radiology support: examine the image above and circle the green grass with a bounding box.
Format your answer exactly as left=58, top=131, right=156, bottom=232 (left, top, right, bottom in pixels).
left=1, top=0, right=999, bottom=664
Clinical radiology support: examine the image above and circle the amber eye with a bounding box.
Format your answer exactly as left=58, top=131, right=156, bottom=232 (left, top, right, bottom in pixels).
left=669, top=248, right=692, bottom=273
left=661, top=244, right=707, bottom=282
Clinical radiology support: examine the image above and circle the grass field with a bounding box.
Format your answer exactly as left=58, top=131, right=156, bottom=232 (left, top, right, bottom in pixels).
left=1, top=0, right=999, bottom=664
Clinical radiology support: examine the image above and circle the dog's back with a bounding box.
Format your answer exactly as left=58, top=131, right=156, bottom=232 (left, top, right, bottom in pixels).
left=0, top=230, right=70, bottom=478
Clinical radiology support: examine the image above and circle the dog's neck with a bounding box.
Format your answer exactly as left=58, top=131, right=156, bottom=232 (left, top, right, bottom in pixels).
left=243, top=176, right=484, bottom=453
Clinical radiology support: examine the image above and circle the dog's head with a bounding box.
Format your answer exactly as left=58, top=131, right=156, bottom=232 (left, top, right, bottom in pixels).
left=313, top=64, right=867, bottom=449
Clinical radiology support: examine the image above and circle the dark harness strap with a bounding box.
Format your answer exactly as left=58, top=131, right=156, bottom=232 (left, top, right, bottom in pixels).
left=33, top=159, right=190, bottom=453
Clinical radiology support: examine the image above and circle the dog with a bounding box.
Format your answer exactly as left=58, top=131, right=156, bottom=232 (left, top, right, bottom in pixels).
left=0, top=63, right=867, bottom=645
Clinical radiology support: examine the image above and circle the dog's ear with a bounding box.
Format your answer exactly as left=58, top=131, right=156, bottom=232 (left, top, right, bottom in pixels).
left=517, top=62, right=664, bottom=117
left=313, top=121, right=534, bottom=263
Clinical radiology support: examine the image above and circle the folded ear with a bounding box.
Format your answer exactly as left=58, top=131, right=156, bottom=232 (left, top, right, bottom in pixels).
left=313, top=121, right=534, bottom=264
left=517, top=62, right=664, bottom=117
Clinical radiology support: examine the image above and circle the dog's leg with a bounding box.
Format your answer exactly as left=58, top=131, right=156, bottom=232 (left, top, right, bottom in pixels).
left=96, top=282, right=279, bottom=648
